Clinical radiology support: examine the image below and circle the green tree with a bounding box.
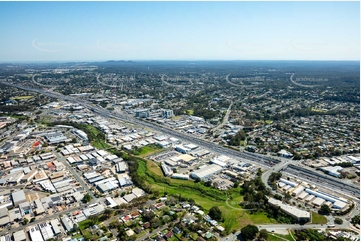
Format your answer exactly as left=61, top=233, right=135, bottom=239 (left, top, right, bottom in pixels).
left=208, top=206, right=222, bottom=221
left=83, top=193, right=92, bottom=203
left=241, top=224, right=259, bottom=241
left=319, top=204, right=331, bottom=215
left=258, top=229, right=268, bottom=240
left=334, top=218, right=343, bottom=225
left=351, top=215, right=360, bottom=225
left=22, top=218, right=29, bottom=225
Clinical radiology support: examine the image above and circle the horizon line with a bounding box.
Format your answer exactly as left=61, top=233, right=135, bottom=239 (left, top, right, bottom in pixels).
left=0, top=59, right=360, bottom=64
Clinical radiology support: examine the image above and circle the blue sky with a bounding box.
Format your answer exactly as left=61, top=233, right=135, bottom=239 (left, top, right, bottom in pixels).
left=0, top=1, right=359, bottom=61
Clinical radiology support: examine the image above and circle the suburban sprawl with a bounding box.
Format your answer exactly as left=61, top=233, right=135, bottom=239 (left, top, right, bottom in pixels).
left=0, top=60, right=359, bottom=241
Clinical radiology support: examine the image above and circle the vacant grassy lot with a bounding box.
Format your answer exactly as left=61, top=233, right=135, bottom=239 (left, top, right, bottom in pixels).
left=267, top=231, right=295, bottom=241
left=10, top=95, right=34, bottom=100
left=137, top=158, right=278, bottom=232
left=311, top=211, right=327, bottom=224
left=138, top=144, right=163, bottom=157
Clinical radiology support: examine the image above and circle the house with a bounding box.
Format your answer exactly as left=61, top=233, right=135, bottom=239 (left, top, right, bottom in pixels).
left=164, top=231, right=173, bottom=240
left=172, top=227, right=181, bottom=234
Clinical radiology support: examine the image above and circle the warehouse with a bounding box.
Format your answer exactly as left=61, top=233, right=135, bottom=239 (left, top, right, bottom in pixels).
left=190, top=164, right=223, bottom=181
left=171, top=173, right=189, bottom=180
left=305, top=195, right=315, bottom=202
left=305, top=189, right=337, bottom=203
left=39, top=223, right=55, bottom=240
left=312, top=197, right=325, bottom=207
left=29, top=225, right=44, bottom=241
left=161, top=162, right=173, bottom=177
left=210, top=159, right=227, bottom=168
left=268, top=198, right=310, bottom=221
left=297, top=191, right=309, bottom=200
left=116, top=162, right=127, bottom=173
left=12, top=230, right=26, bottom=241
left=279, top=178, right=298, bottom=187
left=333, top=200, right=347, bottom=210
left=50, top=219, right=62, bottom=236
left=292, top=186, right=305, bottom=197
left=278, top=182, right=286, bottom=188
left=12, top=190, right=26, bottom=206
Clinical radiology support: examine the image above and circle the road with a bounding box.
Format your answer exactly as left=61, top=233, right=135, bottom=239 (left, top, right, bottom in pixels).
left=212, top=101, right=233, bottom=132
left=54, top=152, right=96, bottom=200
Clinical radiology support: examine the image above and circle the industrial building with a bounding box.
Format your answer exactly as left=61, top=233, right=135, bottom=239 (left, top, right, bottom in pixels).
left=312, top=197, right=325, bottom=207
left=171, top=173, right=189, bottom=180
left=161, top=162, right=173, bottom=177
left=39, top=223, right=55, bottom=240
left=279, top=178, right=298, bottom=187
left=12, top=230, right=26, bottom=241
left=292, top=186, right=305, bottom=197
left=162, top=109, right=174, bottom=118
left=190, top=164, right=223, bottom=181
left=44, top=131, right=69, bottom=144
left=304, top=189, right=348, bottom=209
left=29, top=225, right=44, bottom=241
left=268, top=197, right=310, bottom=221
left=12, top=190, right=26, bottom=207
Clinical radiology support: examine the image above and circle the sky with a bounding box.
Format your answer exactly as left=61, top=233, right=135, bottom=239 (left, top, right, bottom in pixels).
left=0, top=1, right=359, bottom=62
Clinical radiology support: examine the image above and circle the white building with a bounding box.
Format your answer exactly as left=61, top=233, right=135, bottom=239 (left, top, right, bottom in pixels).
left=190, top=164, right=223, bottom=180
left=268, top=197, right=310, bottom=221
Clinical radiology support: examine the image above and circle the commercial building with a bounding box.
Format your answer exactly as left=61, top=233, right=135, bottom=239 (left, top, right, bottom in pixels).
left=29, top=225, right=44, bottom=241
left=44, top=131, right=68, bottom=144
left=171, top=173, right=189, bottom=180
left=312, top=197, right=325, bottom=207
left=161, top=162, right=173, bottom=177
left=39, top=223, right=55, bottom=240
left=162, top=109, right=174, bottom=119
left=292, top=186, right=305, bottom=197
left=190, top=164, right=223, bottom=181
left=12, top=230, right=26, bottom=241
left=279, top=178, right=298, bottom=187
left=50, top=219, right=62, bottom=236
left=12, top=190, right=26, bottom=207
left=268, top=197, right=310, bottom=221
left=319, top=166, right=343, bottom=178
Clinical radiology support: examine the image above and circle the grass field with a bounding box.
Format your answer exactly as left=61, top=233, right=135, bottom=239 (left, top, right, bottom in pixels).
left=187, top=110, right=194, bottom=115
left=311, top=211, right=327, bottom=224
left=265, top=120, right=273, bottom=125
left=138, top=144, right=163, bottom=157
left=267, top=231, right=295, bottom=241
left=83, top=125, right=112, bottom=149
left=10, top=95, right=34, bottom=100
left=137, top=158, right=278, bottom=232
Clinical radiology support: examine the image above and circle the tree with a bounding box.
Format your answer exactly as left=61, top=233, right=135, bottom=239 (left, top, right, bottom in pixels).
left=209, top=206, right=222, bottom=221
left=22, top=218, right=29, bottom=225
left=258, top=229, right=268, bottom=240
left=83, top=193, right=92, bottom=203
left=334, top=218, right=343, bottom=225
left=241, top=224, right=259, bottom=241
left=319, top=204, right=331, bottom=215
left=351, top=215, right=360, bottom=225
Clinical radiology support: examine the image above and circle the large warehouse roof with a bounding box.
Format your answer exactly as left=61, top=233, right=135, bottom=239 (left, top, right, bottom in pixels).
left=190, top=164, right=223, bottom=180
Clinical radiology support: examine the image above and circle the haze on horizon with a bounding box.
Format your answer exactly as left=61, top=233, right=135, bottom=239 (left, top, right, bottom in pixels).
left=0, top=1, right=359, bottom=62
